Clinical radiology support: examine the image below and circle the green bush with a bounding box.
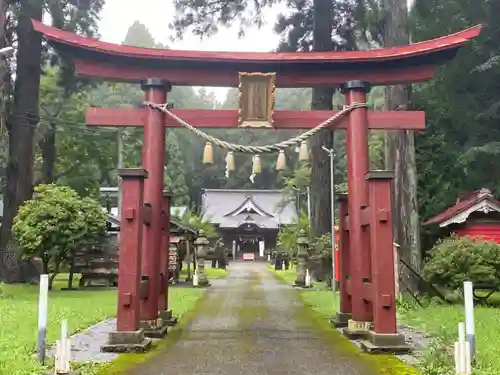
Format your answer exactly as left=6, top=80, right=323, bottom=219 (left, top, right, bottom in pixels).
left=13, top=184, right=107, bottom=287
left=276, top=212, right=310, bottom=256
left=423, top=235, right=500, bottom=291
left=181, top=210, right=217, bottom=238
left=310, top=233, right=332, bottom=257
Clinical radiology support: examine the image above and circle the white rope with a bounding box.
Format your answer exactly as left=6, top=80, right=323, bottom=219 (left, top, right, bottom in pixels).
left=144, top=102, right=367, bottom=153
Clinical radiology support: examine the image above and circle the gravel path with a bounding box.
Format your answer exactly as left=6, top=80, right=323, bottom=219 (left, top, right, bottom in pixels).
left=126, top=262, right=380, bottom=375
left=48, top=318, right=120, bottom=362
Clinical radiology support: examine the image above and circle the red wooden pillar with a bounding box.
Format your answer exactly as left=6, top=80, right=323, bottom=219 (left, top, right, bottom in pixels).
left=116, top=168, right=147, bottom=332
left=332, top=193, right=352, bottom=328
left=342, top=80, right=373, bottom=328
left=365, top=171, right=397, bottom=334
left=101, top=168, right=152, bottom=353
left=140, top=78, right=171, bottom=334
left=359, top=171, right=409, bottom=353
left=158, top=190, right=172, bottom=321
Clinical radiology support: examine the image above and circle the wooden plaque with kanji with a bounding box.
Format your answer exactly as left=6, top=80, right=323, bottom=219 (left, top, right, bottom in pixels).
left=238, top=72, right=276, bottom=128
left=169, top=244, right=178, bottom=271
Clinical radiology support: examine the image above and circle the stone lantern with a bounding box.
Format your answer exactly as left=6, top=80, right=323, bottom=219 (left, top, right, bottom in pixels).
left=294, top=230, right=310, bottom=287
left=194, top=230, right=210, bottom=286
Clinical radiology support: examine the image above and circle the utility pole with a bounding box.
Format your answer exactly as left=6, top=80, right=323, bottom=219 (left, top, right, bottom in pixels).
left=322, top=145, right=336, bottom=293
left=306, top=186, right=311, bottom=221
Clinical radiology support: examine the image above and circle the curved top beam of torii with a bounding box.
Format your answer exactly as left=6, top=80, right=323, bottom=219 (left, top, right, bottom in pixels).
left=32, top=20, right=481, bottom=87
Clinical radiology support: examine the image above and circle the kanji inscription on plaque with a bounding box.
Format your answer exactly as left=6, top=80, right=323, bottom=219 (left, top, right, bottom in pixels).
left=238, top=72, right=276, bottom=128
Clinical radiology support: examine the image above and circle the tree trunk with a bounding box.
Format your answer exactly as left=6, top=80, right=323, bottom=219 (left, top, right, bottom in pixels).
left=310, top=0, right=334, bottom=239
left=0, top=0, right=43, bottom=282
left=0, top=0, right=12, bottom=277
left=40, top=124, right=56, bottom=184
left=0, top=0, right=10, bottom=176
left=382, top=0, right=422, bottom=288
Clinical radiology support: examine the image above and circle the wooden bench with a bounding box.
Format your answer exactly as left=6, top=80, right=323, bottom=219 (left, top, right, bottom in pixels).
left=72, top=249, right=118, bottom=288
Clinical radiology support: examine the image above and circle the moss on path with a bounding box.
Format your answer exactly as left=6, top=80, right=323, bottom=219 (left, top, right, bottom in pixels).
left=123, top=262, right=417, bottom=375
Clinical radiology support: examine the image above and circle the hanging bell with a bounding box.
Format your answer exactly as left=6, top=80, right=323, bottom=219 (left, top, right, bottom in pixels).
left=298, top=141, right=309, bottom=162
left=252, top=154, right=261, bottom=174
left=226, top=151, right=235, bottom=172
left=203, top=142, right=214, bottom=164
left=276, top=150, right=286, bottom=171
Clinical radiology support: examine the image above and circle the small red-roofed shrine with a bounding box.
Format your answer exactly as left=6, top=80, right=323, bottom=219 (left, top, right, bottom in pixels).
left=31, top=18, right=481, bottom=355
left=424, top=188, right=500, bottom=243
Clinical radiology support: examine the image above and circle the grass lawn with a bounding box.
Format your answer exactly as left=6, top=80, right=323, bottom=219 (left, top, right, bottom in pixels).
left=0, top=274, right=205, bottom=375
left=401, top=304, right=500, bottom=375
left=270, top=265, right=339, bottom=317
left=272, top=265, right=500, bottom=374
left=269, top=265, right=421, bottom=375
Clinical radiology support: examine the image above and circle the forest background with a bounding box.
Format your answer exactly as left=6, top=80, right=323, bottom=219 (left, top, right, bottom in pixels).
left=0, top=0, right=498, bottom=282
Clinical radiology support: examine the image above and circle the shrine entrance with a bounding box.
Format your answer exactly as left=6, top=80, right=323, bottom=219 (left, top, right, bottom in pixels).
left=32, top=20, right=481, bottom=354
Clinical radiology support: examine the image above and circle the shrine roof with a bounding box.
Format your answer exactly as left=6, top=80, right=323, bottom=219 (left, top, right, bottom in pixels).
left=32, top=20, right=482, bottom=87
left=170, top=215, right=198, bottom=235
left=201, top=189, right=297, bottom=229
left=424, top=188, right=500, bottom=228
left=106, top=209, right=197, bottom=234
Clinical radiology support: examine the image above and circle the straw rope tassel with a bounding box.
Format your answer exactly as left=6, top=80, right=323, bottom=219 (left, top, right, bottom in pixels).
left=276, top=150, right=286, bottom=171
left=298, top=141, right=309, bottom=162
left=252, top=154, right=261, bottom=174
left=226, top=151, right=235, bottom=171
left=203, top=142, right=214, bottom=164
left=225, top=151, right=235, bottom=178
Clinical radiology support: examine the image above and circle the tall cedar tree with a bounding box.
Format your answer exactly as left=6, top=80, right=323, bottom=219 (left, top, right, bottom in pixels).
left=37, top=0, right=104, bottom=186
left=0, top=0, right=104, bottom=282
left=0, top=0, right=43, bottom=282
left=382, top=0, right=422, bottom=281
left=354, top=0, right=422, bottom=278
left=170, top=0, right=358, bottom=237
left=411, top=0, right=500, bottom=251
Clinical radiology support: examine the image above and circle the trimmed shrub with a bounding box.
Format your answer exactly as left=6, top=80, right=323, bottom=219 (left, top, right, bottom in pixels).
left=423, top=235, right=500, bottom=291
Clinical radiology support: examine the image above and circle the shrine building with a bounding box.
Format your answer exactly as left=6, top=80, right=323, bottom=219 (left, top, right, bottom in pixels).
left=424, top=188, right=500, bottom=243
left=200, top=189, right=297, bottom=259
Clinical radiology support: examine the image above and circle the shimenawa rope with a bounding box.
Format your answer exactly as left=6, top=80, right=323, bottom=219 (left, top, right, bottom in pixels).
left=144, top=101, right=367, bottom=153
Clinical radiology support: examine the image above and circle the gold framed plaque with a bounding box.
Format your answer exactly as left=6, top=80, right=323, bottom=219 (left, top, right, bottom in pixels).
left=238, top=72, right=276, bottom=128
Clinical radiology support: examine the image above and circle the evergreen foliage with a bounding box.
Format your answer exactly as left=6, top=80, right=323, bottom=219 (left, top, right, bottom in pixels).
left=12, top=184, right=107, bottom=287
left=423, top=235, right=500, bottom=291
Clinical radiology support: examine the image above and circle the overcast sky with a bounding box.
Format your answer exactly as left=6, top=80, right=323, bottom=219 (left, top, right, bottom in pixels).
left=98, top=0, right=287, bottom=100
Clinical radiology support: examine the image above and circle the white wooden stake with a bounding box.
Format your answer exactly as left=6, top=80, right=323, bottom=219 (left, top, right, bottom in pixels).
left=458, top=321, right=465, bottom=341
left=464, top=341, right=472, bottom=374
left=454, top=341, right=460, bottom=374
left=455, top=322, right=471, bottom=374
left=463, top=281, right=476, bottom=361
left=305, top=269, right=311, bottom=287
left=55, top=319, right=71, bottom=374
left=193, top=269, right=199, bottom=287
left=37, top=274, right=49, bottom=363
left=282, top=261, right=285, bottom=270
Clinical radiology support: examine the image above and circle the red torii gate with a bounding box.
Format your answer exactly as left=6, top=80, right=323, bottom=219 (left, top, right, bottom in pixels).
left=32, top=20, right=481, bottom=353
